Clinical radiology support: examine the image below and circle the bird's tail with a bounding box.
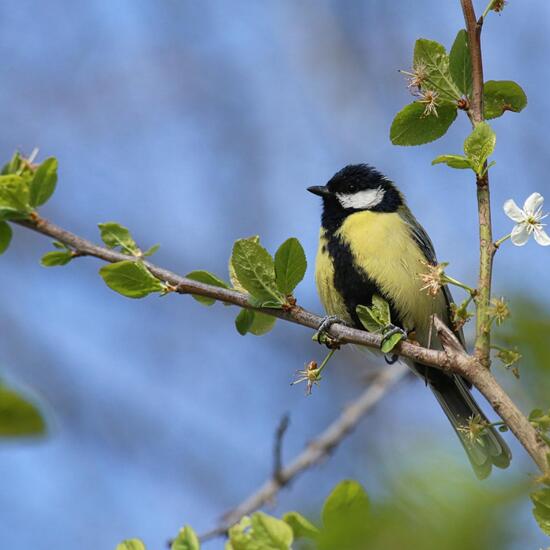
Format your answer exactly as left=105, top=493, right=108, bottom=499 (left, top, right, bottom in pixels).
left=423, top=366, right=511, bottom=479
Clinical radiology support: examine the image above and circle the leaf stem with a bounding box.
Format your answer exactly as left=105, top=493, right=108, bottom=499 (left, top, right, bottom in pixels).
left=494, top=233, right=511, bottom=248
left=442, top=274, right=477, bottom=296
left=317, top=349, right=336, bottom=375
left=481, top=0, right=495, bottom=20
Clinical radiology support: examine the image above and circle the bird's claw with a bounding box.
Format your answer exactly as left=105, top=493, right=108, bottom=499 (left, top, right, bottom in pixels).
left=313, top=315, right=346, bottom=349
left=381, top=324, right=408, bottom=364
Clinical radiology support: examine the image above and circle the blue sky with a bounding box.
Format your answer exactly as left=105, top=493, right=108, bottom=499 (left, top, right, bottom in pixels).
left=0, top=1, right=549, bottom=549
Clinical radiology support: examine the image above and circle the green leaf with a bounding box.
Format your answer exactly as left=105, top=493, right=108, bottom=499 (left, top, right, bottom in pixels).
left=0, top=174, right=31, bottom=220
left=116, top=540, right=146, bottom=550
left=229, top=235, right=260, bottom=292
left=99, top=261, right=164, bottom=298
left=0, top=221, right=12, bottom=254
left=432, top=154, right=473, bottom=170
left=248, top=312, right=277, bottom=336
left=529, top=408, right=550, bottom=432
left=98, top=222, right=140, bottom=255
left=0, top=385, right=46, bottom=437
left=390, top=102, right=457, bottom=146
left=41, top=250, right=73, bottom=267
left=380, top=331, right=405, bottom=353
left=356, top=305, right=383, bottom=333
left=531, top=488, right=550, bottom=536
left=185, top=270, right=230, bottom=306
left=171, top=526, right=200, bottom=550
left=282, top=512, right=319, bottom=540
left=231, top=239, right=284, bottom=306
left=29, top=157, right=58, bottom=207
left=413, top=38, right=461, bottom=101
left=483, top=80, right=527, bottom=119
left=1, top=151, right=23, bottom=175
left=235, top=309, right=255, bottom=335
left=449, top=29, right=472, bottom=97
left=321, top=480, right=370, bottom=529
left=143, top=244, right=160, bottom=257
left=227, top=512, right=293, bottom=550
left=274, top=237, right=307, bottom=295
left=464, top=122, right=496, bottom=174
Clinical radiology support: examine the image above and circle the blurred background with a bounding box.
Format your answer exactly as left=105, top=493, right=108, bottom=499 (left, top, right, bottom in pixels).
left=0, top=1, right=549, bottom=548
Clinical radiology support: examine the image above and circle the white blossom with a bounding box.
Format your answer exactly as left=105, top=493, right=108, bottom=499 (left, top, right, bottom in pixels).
left=503, top=192, right=550, bottom=246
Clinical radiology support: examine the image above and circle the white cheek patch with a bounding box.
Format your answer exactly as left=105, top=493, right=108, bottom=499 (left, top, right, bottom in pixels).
left=336, top=187, right=385, bottom=210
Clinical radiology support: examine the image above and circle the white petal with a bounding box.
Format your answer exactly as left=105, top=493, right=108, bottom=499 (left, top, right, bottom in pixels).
left=534, top=226, right=550, bottom=246
left=511, top=223, right=530, bottom=246
left=503, top=199, right=524, bottom=222
left=523, top=192, right=544, bottom=217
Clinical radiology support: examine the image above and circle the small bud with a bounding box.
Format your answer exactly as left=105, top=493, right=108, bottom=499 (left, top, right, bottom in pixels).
left=450, top=300, right=474, bottom=331
left=292, top=360, right=321, bottom=395
left=490, top=0, right=507, bottom=13
left=400, top=63, right=429, bottom=93
left=418, top=261, right=448, bottom=297
left=457, top=414, right=489, bottom=445
left=418, top=89, right=440, bottom=118
left=495, top=347, right=521, bottom=371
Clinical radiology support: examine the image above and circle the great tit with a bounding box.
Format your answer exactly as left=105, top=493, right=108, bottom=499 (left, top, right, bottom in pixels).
left=308, top=164, right=511, bottom=479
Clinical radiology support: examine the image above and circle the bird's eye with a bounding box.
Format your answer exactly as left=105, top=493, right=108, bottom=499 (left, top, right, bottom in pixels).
left=347, top=183, right=356, bottom=193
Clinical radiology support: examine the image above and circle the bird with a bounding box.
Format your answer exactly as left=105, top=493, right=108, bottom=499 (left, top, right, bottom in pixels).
left=307, top=163, right=511, bottom=479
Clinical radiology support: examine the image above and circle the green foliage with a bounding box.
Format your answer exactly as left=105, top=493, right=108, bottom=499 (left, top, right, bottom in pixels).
left=29, top=157, right=58, bottom=207
left=235, top=308, right=255, bottom=335
left=449, top=29, right=472, bottom=97
left=0, top=383, right=46, bottom=437
left=432, top=121, right=496, bottom=176
left=413, top=38, right=461, bottom=101
left=41, top=250, right=73, bottom=267
left=116, top=541, right=146, bottom=550
left=356, top=296, right=405, bottom=353
left=0, top=221, right=12, bottom=254
left=231, top=238, right=285, bottom=307
left=529, top=408, right=550, bottom=446
left=99, top=260, right=164, bottom=298
left=98, top=222, right=140, bottom=255
left=0, top=174, right=32, bottom=221
left=530, top=488, right=550, bottom=536
left=185, top=270, right=230, bottom=306
left=282, top=512, right=319, bottom=541
left=483, top=80, right=527, bottom=119
left=226, top=512, right=293, bottom=550
left=274, top=237, right=307, bottom=296
left=171, top=526, right=200, bottom=550
left=390, top=102, right=457, bottom=146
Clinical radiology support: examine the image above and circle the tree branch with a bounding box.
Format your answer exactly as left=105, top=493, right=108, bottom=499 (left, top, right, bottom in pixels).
left=460, top=0, right=495, bottom=367
left=199, top=364, right=408, bottom=542
left=13, top=214, right=549, bottom=473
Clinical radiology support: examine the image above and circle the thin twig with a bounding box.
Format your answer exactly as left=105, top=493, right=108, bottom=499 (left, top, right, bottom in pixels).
left=273, top=414, right=290, bottom=485
left=13, top=214, right=549, bottom=473
left=199, top=364, right=408, bottom=542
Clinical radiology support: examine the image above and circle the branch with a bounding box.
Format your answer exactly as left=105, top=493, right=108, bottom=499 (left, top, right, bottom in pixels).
left=14, top=214, right=549, bottom=473
left=460, top=0, right=494, bottom=367
left=199, top=364, right=408, bottom=542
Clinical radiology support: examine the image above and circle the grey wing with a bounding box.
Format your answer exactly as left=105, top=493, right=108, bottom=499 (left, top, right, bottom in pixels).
left=399, top=207, right=467, bottom=349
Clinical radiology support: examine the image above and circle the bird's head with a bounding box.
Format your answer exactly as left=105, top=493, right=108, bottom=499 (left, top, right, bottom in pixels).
left=308, top=164, right=402, bottom=214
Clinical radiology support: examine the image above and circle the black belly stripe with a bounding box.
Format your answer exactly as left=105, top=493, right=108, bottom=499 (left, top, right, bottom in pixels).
left=325, top=232, right=403, bottom=330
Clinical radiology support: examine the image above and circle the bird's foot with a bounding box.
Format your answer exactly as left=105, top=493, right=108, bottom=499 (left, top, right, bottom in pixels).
left=381, top=324, right=408, bottom=364
left=313, top=315, right=346, bottom=349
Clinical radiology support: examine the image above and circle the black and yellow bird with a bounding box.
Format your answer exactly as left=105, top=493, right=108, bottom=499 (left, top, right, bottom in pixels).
left=308, top=164, right=511, bottom=479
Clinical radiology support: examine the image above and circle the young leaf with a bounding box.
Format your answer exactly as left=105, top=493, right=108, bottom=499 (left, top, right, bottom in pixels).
left=531, top=488, right=550, bottom=536
left=0, top=175, right=32, bottom=220
left=0, top=221, right=12, bottom=254
left=231, top=239, right=284, bottom=306
left=116, top=541, right=147, bottom=550
left=29, top=157, right=58, bottom=207
left=464, top=122, right=496, bottom=174
left=390, top=102, right=457, bottom=146
left=274, top=237, right=307, bottom=295
left=99, top=261, right=164, bottom=298
left=171, top=526, right=200, bottom=550
left=0, top=385, right=46, bottom=437
left=185, top=270, right=230, bottom=306
left=227, top=512, right=293, bottom=550
left=449, top=29, right=472, bottom=96
left=229, top=235, right=260, bottom=292
left=432, top=154, right=473, bottom=170
left=235, top=309, right=255, bottom=335
left=41, top=250, right=73, bottom=267
left=380, top=331, right=405, bottom=353
left=1, top=151, right=23, bottom=175
left=282, top=512, right=319, bottom=540
left=483, top=80, right=527, bottom=119
left=248, top=312, right=277, bottom=336
left=98, top=222, right=140, bottom=255
left=143, top=244, right=160, bottom=257
left=413, top=38, right=461, bottom=101
left=321, top=480, right=370, bottom=530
